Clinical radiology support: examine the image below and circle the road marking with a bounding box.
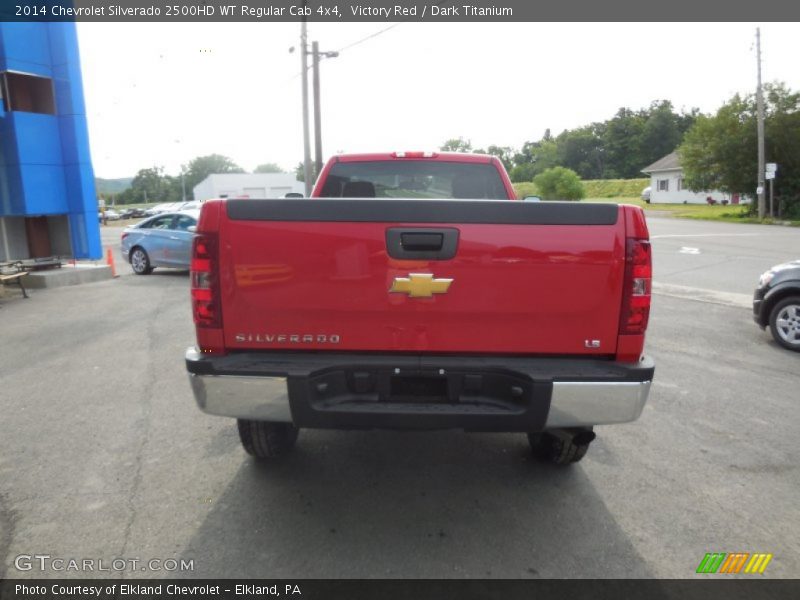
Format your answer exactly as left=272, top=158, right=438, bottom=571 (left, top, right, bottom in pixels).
left=651, top=233, right=761, bottom=239
left=679, top=247, right=701, bottom=254
left=652, top=282, right=751, bottom=308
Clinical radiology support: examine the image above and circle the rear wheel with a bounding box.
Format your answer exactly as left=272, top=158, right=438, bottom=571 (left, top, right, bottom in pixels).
left=528, top=429, right=595, bottom=465
left=130, top=247, right=152, bottom=275
left=237, top=419, right=299, bottom=458
left=769, top=296, right=800, bottom=352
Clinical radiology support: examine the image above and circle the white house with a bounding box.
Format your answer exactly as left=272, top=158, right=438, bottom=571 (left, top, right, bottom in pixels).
left=641, top=152, right=749, bottom=205
left=192, top=173, right=304, bottom=201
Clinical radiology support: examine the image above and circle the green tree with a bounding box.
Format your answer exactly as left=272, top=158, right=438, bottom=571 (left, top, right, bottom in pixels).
left=556, top=125, right=606, bottom=179
left=509, top=163, right=538, bottom=183
left=295, top=161, right=319, bottom=183
left=533, top=167, right=585, bottom=201
left=124, top=166, right=168, bottom=204
left=603, top=108, right=646, bottom=178
left=440, top=137, right=473, bottom=152
left=254, top=163, right=284, bottom=174
left=679, top=83, right=800, bottom=216
left=639, top=101, right=687, bottom=170
left=183, top=154, right=245, bottom=197
left=484, top=145, right=514, bottom=172
left=162, top=174, right=185, bottom=203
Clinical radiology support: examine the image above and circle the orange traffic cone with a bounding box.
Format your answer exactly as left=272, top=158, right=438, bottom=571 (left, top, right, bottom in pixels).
left=106, top=248, right=118, bottom=278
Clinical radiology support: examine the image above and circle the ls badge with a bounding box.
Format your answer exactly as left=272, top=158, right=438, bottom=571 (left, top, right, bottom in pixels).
left=390, top=273, right=453, bottom=298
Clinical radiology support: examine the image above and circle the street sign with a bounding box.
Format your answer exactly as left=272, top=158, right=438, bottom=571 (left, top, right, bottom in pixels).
left=766, top=162, right=777, bottom=174
left=756, top=186, right=764, bottom=195
left=766, top=171, right=775, bottom=180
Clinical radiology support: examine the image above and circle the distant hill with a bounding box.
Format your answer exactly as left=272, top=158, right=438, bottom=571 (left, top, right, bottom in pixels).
left=95, top=177, right=133, bottom=195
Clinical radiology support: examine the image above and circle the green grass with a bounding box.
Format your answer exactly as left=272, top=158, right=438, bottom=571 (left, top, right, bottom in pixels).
left=513, top=179, right=650, bottom=200
left=582, top=178, right=649, bottom=198
left=581, top=197, right=800, bottom=225
left=513, top=182, right=539, bottom=198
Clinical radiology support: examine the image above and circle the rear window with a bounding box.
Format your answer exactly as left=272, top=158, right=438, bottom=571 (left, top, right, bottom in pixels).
left=318, top=160, right=510, bottom=199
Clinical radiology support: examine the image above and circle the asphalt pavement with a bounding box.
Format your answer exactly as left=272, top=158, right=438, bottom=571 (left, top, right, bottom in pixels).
left=1, top=215, right=798, bottom=579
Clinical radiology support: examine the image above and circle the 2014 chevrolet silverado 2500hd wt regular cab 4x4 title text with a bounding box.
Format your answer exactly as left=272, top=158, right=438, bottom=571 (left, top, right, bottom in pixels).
left=185, top=152, right=654, bottom=465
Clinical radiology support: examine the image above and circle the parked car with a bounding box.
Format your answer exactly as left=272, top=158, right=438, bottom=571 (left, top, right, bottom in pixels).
left=120, top=210, right=199, bottom=274
left=753, top=260, right=800, bottom=351
left=177, top=200, right=203, bottom=210
left=98, top=208, right=121, bottom=222
left=641, top=186, right=651, bottom=203
left=144, top=202, right=182, bottom=216
left=119, top=207, right=148, bottom=219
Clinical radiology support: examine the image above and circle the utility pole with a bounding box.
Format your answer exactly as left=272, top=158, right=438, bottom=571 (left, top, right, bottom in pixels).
left=769, top=178, right=774, bottom=217
left=311, top=42, right=339, bottom=176
left=312, top=41, right=323, bottom=176
left=756, top=27, right=766, bottom=219
left=300, top=15, right=312, bottom=196
left=181, top=168, right=186, bottom=202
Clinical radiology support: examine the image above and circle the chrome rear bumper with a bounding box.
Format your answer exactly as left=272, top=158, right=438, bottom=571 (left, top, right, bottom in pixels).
left=186, top=347, right=653, bottom=430
left=189, top=372, right=293, bottom=422
left=547, top=380, right=651, bottom=427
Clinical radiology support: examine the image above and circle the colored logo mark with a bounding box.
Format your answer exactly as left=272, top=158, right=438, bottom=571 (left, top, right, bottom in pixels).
left=696, top=552, right=773, bottom=574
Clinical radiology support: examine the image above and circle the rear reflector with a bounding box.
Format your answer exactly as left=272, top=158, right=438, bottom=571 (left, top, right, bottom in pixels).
left=619, top=239, right=652, bottom=336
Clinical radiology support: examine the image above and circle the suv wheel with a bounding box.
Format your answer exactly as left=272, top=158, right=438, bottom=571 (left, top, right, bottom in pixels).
left=769, top=296, right=800, bottom=352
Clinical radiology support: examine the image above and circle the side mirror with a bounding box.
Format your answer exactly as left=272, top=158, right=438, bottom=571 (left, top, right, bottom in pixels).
left=523, top=195, right=542, bottom=202
left=187, top=226, right=197, bottom=233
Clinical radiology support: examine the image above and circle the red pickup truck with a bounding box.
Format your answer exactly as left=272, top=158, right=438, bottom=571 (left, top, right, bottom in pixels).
left=185, top=152, right=654, bottom=465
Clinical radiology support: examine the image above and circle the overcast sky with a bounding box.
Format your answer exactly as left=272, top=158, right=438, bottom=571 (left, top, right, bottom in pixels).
left=75, top=22, right=800, bottom=179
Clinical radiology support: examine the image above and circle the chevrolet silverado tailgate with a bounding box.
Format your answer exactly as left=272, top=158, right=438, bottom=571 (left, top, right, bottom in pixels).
left=216, top=199, right=626, bottom=356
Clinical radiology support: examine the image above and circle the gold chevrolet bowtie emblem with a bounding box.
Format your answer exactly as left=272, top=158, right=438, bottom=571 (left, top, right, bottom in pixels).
left=389, top=273, right=453, bottom=298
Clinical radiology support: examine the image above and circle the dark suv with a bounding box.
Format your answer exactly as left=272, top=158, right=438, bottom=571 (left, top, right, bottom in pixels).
left=753, top=260, right=800, bottom=351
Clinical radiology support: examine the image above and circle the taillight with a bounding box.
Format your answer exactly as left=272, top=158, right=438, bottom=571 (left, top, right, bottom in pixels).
left=191, top=233, right=222, bottom=329
left=121, top=233, right=128, bottom=242
left=619, top=239, right=652, bottom=335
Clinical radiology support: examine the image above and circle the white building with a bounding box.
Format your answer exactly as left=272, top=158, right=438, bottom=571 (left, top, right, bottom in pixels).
left=641, top=152, right=749, bottom=205
left=192, top=173, right=304, bottom=201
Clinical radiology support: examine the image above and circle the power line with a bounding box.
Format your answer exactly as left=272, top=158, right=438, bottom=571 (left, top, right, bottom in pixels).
left=335, top=23, right=401, bottom=53
left=283, top=24, right=402, bottom=83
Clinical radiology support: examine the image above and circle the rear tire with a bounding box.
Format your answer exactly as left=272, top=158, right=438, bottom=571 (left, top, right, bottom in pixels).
left=528, top=429, right=594, bottom=465
left=768, top=296, right=800, bottom=352
left=237, top=419, right=299, bottom=458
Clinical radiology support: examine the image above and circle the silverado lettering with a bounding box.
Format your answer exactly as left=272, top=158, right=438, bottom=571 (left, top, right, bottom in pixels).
left=234, top=334, right=341, bottom=343
left=185, top=152, right=655, bottom=465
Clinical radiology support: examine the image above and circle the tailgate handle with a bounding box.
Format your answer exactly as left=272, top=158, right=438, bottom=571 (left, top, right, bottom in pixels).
left=386, top=227, right=459, bottom=260
left=401, top=232, right=443, bottom=251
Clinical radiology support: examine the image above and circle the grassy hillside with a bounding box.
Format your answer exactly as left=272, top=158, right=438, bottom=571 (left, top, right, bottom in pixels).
left=582, top=178, right=649, bottom=198
left=512, top=179, right=649, bottom=200
left=96, top=177, right=133, bottom=195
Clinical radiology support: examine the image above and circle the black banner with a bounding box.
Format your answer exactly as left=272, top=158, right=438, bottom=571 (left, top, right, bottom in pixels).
left=3, top=0, right=800, bottom=22
left=2, top=579, right=800, bottom=600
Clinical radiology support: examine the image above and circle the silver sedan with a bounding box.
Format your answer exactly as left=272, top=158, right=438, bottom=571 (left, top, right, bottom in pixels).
left=120, top=210, right=199, bottom=275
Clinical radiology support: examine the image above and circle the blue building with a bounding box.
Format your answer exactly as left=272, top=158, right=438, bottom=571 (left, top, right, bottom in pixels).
left=0, top=22, right=101, bottom=262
